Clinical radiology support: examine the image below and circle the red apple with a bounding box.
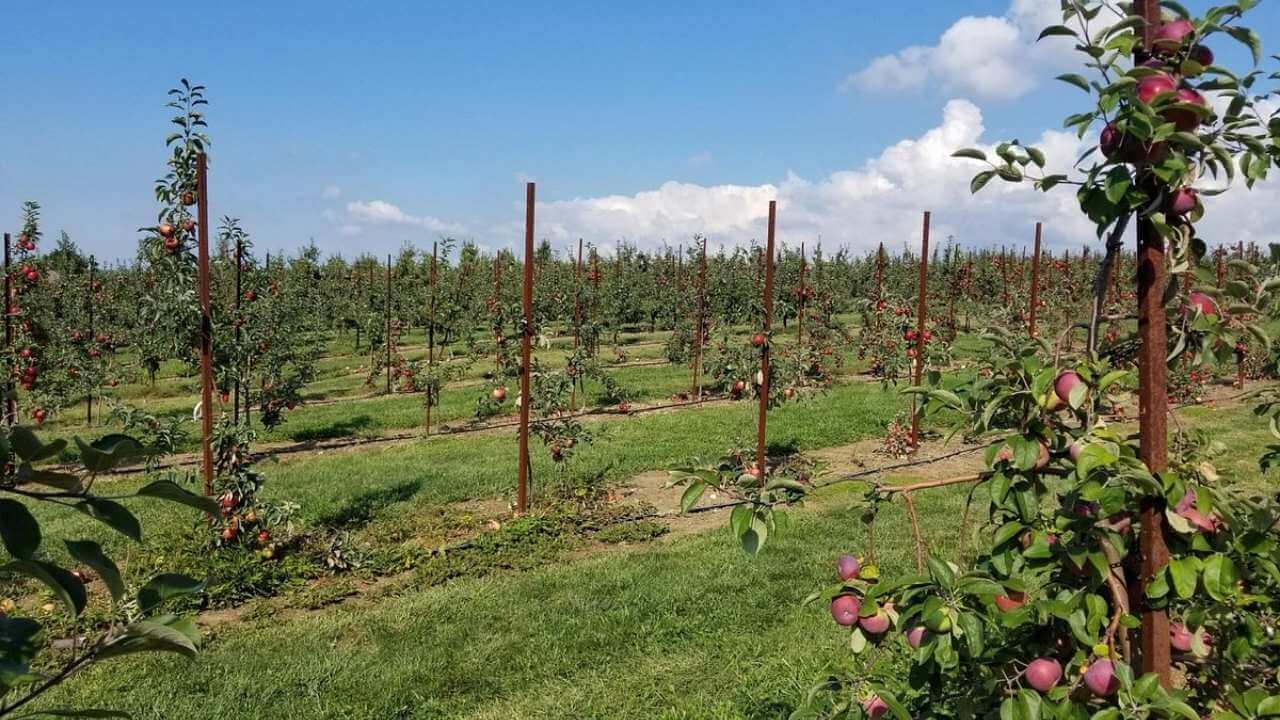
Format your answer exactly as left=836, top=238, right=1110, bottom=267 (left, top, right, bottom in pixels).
left=1153, top=19, right=1195, bottom=54
left=837, top=554, right=861, bottom=581
left=1168, top=187, right=1197, bottom=216
left=862, top=696, right=889, bottom=720
left=1190, top=44, right=1214, bottom=67
left=830, top=595, right=861, bottom=626
left=859, top=609, right=891, bottom=635
left=751, top=333, right=766, bottom=348
left=1025, top=657, right=1063, bottom=693
left=1054, top=370, right=1083, bottom=404
left=492, top=387, right=507, bottom=403
left=1166, top=88, right=1207, bottom=131
left=906, top=625, right=928, bottom=648
left=1084, top=659, right=1120, bottom=697
left=994, top=590, right=1026, bottom=613
left=1137, top=74, right=1177, bottom=105
left=1189, top=291, right=1218, bottom=317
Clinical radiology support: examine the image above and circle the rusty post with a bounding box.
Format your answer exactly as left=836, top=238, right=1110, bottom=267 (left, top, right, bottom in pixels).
left=426, top=241, right=438, bottom=434
left=234, top=237, right=242, bottom=423
left=86, top=257, right=95, bottom=425
left=385, top=254, right=393, bottom=395
left=1029, top=222, right=1042, bottom=339
left=571, top=238, right=583, bottom=411
left=3, top=233, right=12, bottom=427
left=493, top=254, right=503, bottom=372
left=910, top=211, right=930, bottom=449
left=797, top=242, right=806, bottom=346
left=694, top=236, right=707, bottom=400
left=196, top=153, right=215, bottom=497
left=1134, top=0, right=1172, bottom=687
left=756, top=202, right=777, bottom=477
left=517, top=182, right=535, bottom=514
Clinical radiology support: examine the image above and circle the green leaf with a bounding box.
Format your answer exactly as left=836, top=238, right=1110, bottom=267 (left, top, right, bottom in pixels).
left=1055, top=73, right=1091, bottom=93
left=1226, top=26, right=1263, bottom=65
left=134, top=481, right=218, bottom=515
left=729, top=504, right=751, bottom=539
left=1037, top=25, right=1078, bottom=41
left=74, top=499, right=141, bottom=541
left=679, top=481, right=705, bottom=514
left=97, top=617, right=200, bottom=660
left=1202, top=554, right=1238, bottom=601
left=1, top=560, right=87, bottom=616
left=952, top=148, right=988, bottom=162
left=9, top=427, right=67, bottom=463
left=0, top=499, right=41, bottom=560
left=64, top=540, right=125, bottom=604
left=137, top=573, right=205, bottom=613
left=970, top=171, right=996, bottom=194
left=1168, top=556, right=1198, bottom=599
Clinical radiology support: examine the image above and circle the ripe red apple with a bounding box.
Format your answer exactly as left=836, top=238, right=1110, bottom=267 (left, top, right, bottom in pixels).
left=862, top=696, right=889, bottom=720
left=1170, top=623, right=1193, bottom=653
left=1190, top=44, right=1214, bottom=67
left=257, top=530, right=270, bottom=544
left=31, top=408, right=46, bottom=425
left=1084, top=659, right=1120, bottom=697
left=751, top=333, right=766, bottom=348
left=181, top=218, right=196, bottom=232
left=181, top=191, right=197, bottom=206
left=1054, top=370, right=1083, bottom=405
left=221, top=526, right=238, bottom=542
left=906, top=625, right=928, bottom=648
left=164, top=236, right=181, bottom=252
left=1025, top=658, right=1062, bottom=693
left=994, top=590, right=1026, bottom=613
left=783, top=387, right=796, bottom=400
left=830, top=595, right=861, bottom=626
left=1166, top=88, right=1207, bottom=131
left=158, top=223, right=176, bottom=239
left=1153, top=19, right=1195, bottom=54
left=492, top=387, right=507, bottom=402
left=1174, top=489, right=1217, bottom=532
left=859, top=609, right=891, bottom=635
left=1169, top=187, right=1197, bottom=216
left=837, top=554, right=861, bottom=581
left=1189, top=291, right=1218, bottom=317
left=1068, top=441, right=1084, bottom=462
left=1034, top=442, right=1050, bottom=470
left=1137, top=74, right=1177, bottom=104
left=732, top=379, right=746, bottom=394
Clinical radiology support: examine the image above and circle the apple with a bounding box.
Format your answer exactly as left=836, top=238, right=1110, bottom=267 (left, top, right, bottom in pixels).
left=783, top=387, right=796, bottom=400
left=1166, top=88, right=1207, bottom=131
left=1174, top=489, right=1217, bottom=533
left=1190, top=44, right=1214, bottom=67
left=1084, top=659, right=1120, bottom=697
left=1068, top=441, right=1084, bottom=462
left=830, top=595, right=861, bottom=626
left=221, top=526, right=238, bottom=542
left=751, top=333, right=766, bottom=347
left=1189, top=291, right=1218, bottom=317
left=31, top=408, right=46, bottom=425
left=1169, top=187, right=1197, bottom=216
left=492, top=387, right=507, bottom=403
left=1136, top=74, right=1177, bottom=104
left=182, top=218, right=197, bottom=232
left=837, top=554, right=861, bottom=581
left=257, top=530, right=270, bottom=544
left=1153, top=18, right=1195, bottom=54
left=1025, top=657, right=1063, bottom=693
left=862, top=696, right=889, bottom=720
left=181, top=191, right=197, bottom=206
left=164, top=236, right=181, bottom=252
left=732, top=379, right=747, bottom=394
left=158, top=223, right=176, bottom=239
left=906, top=625, right=928, bottom=648
left=1054, top=370, right=1083, bottom=404
left=1170, top=623, right=1193, bottom=653
left=994, top=590, right=1026, bottom=613
left=859, top=609, right=891, bottom=635
left=1035, top=442, right=1051, bottom=470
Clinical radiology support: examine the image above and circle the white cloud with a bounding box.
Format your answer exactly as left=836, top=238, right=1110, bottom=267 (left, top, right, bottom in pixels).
left=844, top=0, right=1075, bottom=101
left=509, top=99, right=1280, bottom=256
left=345, top=200, right=465, bottom=234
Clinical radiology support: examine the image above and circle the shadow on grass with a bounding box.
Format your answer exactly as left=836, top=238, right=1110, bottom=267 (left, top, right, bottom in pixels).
left=315, top=479, right=424, bottom=529
left=289, top=414, right=375, bottom=442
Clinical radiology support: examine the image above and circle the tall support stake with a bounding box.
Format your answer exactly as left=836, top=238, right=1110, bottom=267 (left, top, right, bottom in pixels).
left=571, top=238, right=583, bottom=411
left=426, top=241, right=439, bottom=434
left=196, top=153, right=215, bottom=497
left=3, top=233, right=12, bottom=426
left=1029, top=222, right=1043, bottom=338
left=797, top=242, right=807, bottom=346
left=910, top=212, right=930, bottom=449
left=1134, top=0, right=1172, bottom=687
left=385, top=255, right=393, bottom=395
left=693, top=236, right=708, bottom=399
left=517, top=183, right=535, bottom=514
left=756, top=202, right=777, bottom=477
left=234, top=238, right=243, bottom=424
left=493, top=255, right=503, bottom=372
left=86, top=257, right=95, bottom=425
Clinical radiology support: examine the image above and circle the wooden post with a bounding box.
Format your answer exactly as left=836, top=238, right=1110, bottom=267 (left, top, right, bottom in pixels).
left=385, top=255, right=393, bottom=395
left=797, top=242, right=806, bottom=346
left=1029, top=222, right=1042, bottom=339
left=86, top=257, right=95, bottom=425
left=3, top=233, right=12, bottom=426
left=234, top=238, right=242, bottom=423
left=571, top=238, right=583, bottom=411
left=196, top=153, right=215, bottom=497
left=693, top=236, right=707, bottom=400
left=910, top=211, right=930, bottom=449
left=517, top=183, right=535, bottom=514
left=756, top=202, right=777, bottom=477
left=493, top=254, right=503, bottom=372
left=1134, top=0, right=1172, bottom=687
left=426, top=241, right=438, bottom=434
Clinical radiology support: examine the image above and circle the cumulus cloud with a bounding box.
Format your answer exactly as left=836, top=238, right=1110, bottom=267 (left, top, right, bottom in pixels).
left=843, top=0, right=1076, bottom=101
left=513, top=100, right=1280, bottom=256
left=345, top=200, right=465, bottom=234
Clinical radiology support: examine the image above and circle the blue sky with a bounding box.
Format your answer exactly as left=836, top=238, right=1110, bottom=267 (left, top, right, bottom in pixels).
left=4, top=1, right=1279, bottom=262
